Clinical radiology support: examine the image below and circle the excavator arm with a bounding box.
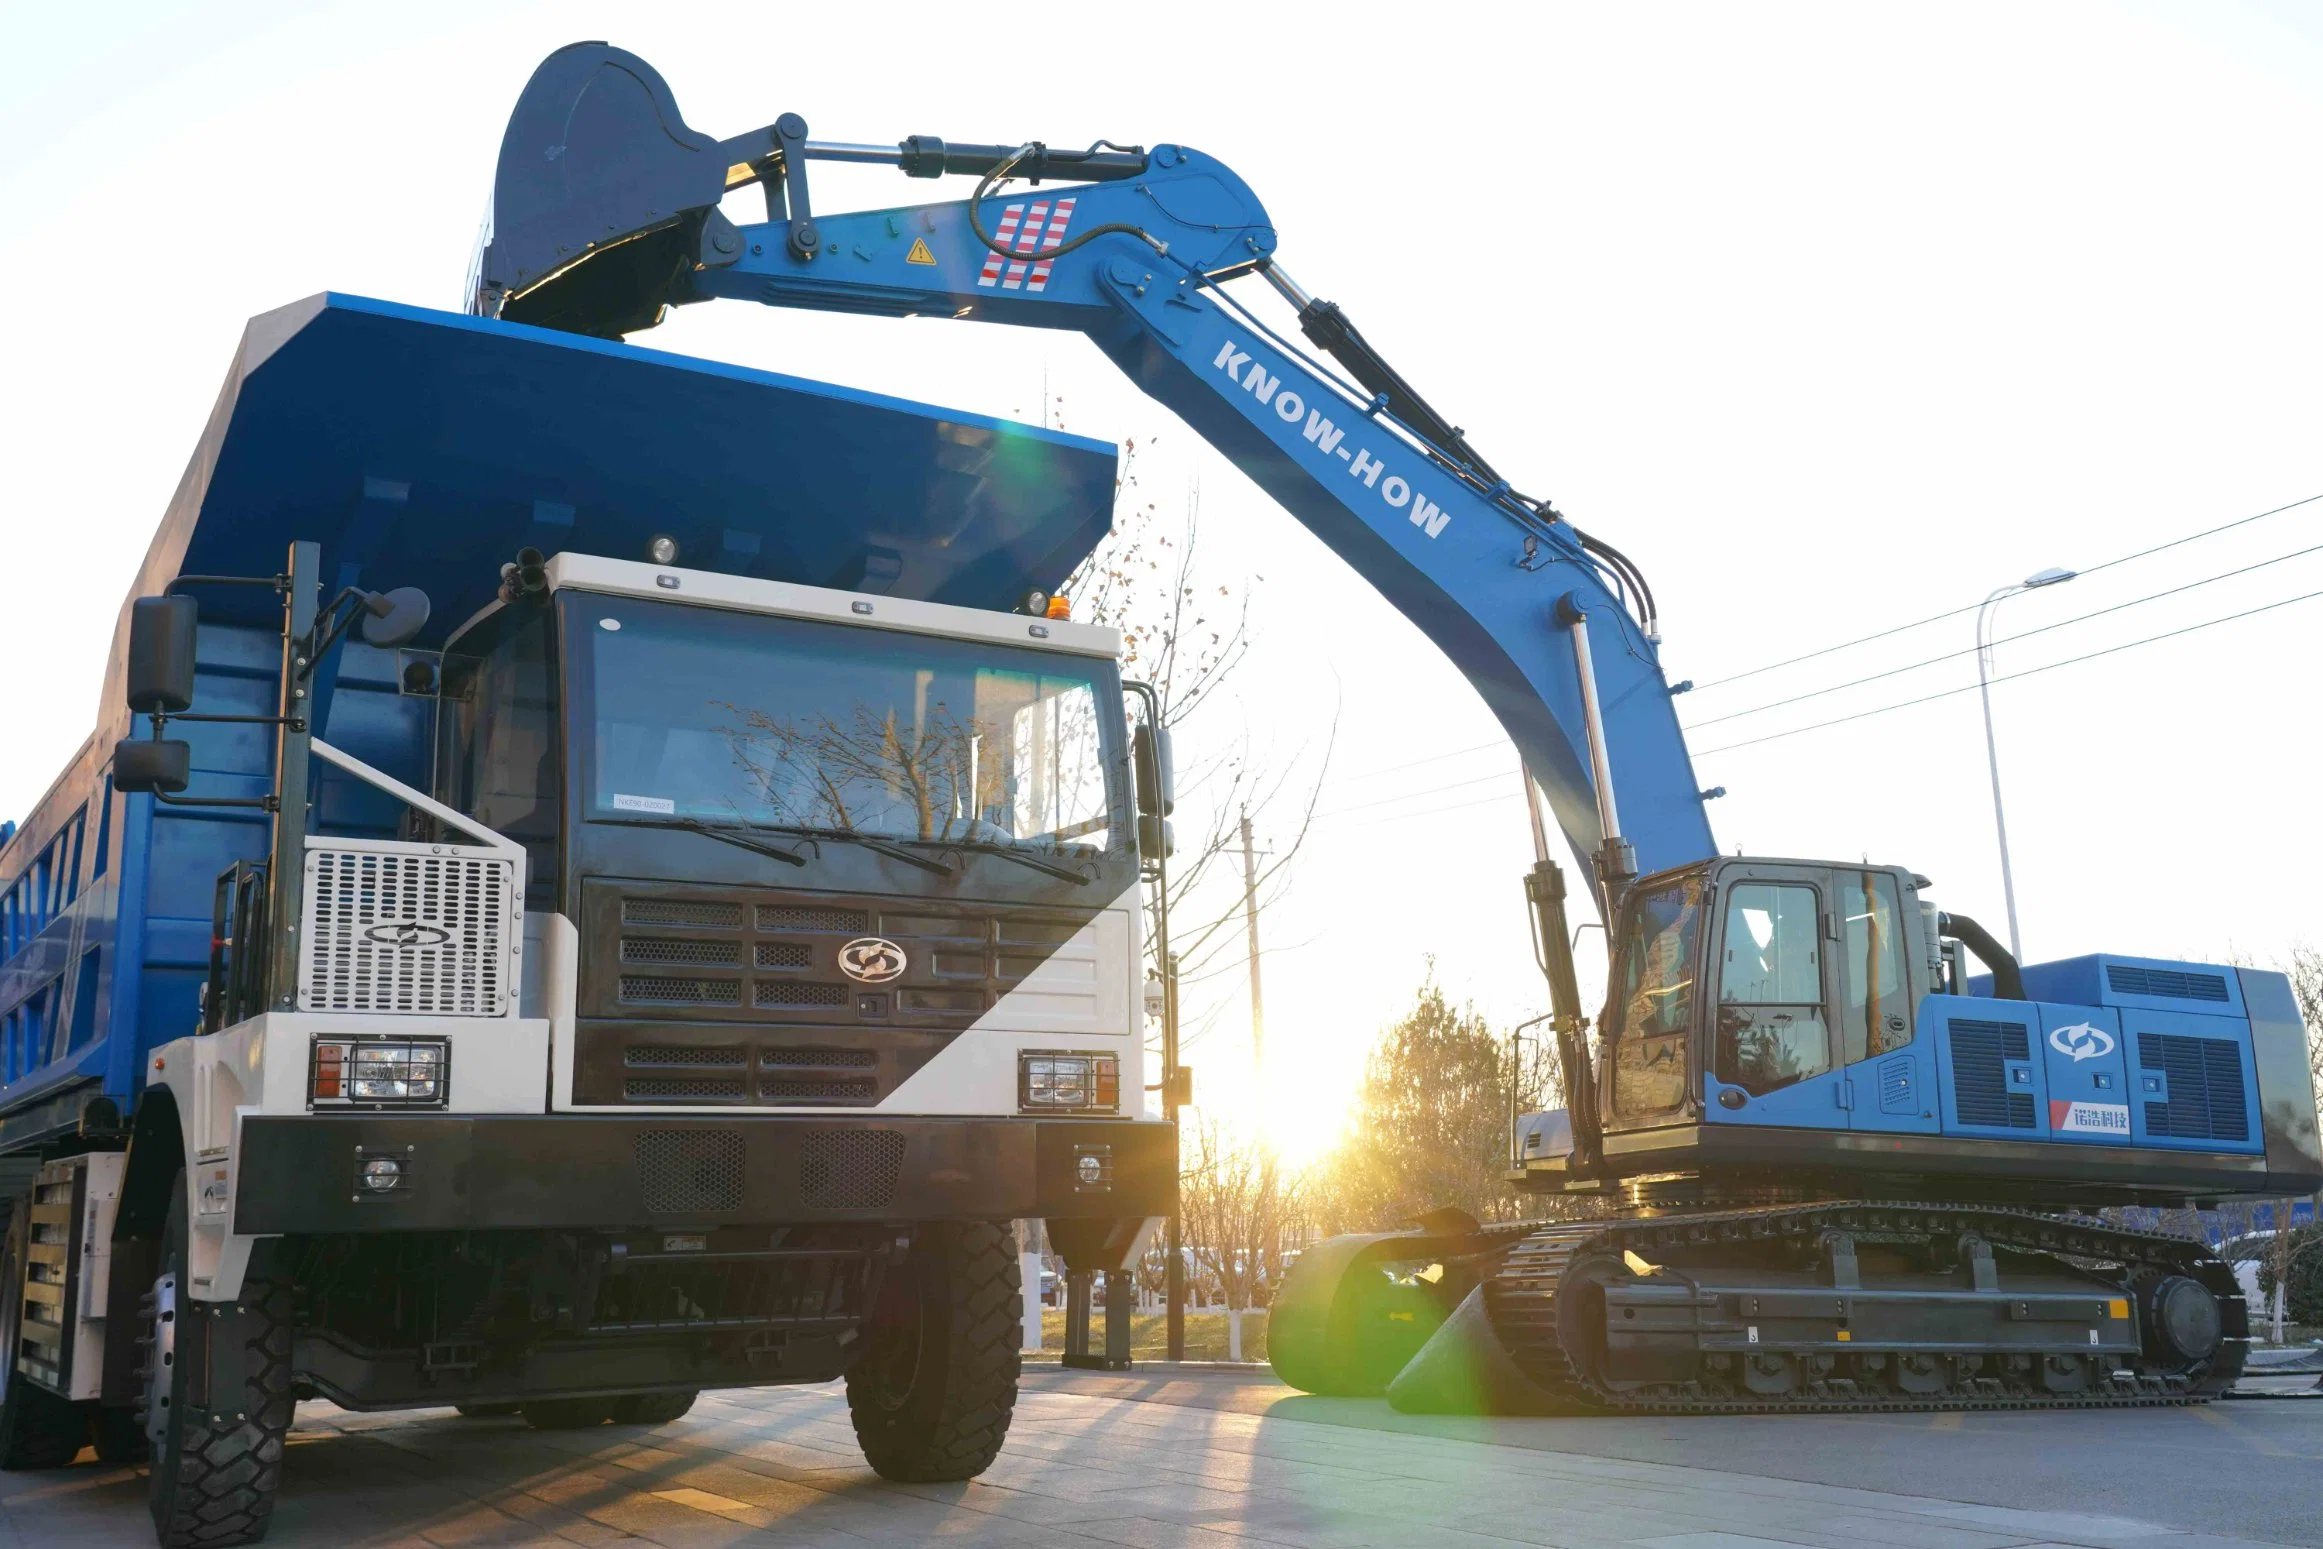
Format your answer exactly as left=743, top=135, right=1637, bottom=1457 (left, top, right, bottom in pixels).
left=469, top=42, right=1719, bottom=899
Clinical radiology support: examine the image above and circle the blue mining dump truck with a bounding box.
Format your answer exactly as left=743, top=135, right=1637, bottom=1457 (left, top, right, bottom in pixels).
left=0, top=292, right=1177, bottom=1544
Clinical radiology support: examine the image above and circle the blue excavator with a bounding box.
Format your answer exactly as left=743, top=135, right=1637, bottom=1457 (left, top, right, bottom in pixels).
left=471, top=43, right=2322, bottom=1413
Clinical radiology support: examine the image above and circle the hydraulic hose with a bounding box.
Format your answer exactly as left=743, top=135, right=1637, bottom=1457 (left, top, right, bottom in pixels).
left=965, top=146, right=1168, bottom=262
left=1937, top=912, right=2025, bottom=1000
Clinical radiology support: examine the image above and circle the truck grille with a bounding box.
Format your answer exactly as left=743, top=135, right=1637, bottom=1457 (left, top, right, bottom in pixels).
left=582, top=879, right=1107, bottom=1031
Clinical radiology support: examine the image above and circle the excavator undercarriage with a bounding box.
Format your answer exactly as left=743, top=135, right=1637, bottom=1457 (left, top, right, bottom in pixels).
left=1279, top=1202, right=2245, bottom=1416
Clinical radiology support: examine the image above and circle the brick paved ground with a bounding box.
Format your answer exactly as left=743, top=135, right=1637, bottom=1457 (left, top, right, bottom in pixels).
left=1, top=1371, right=2311, bottom=1548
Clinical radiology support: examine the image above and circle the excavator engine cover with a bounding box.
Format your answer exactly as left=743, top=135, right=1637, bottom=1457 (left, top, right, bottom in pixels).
left=474, top=42, right=733, bottom=337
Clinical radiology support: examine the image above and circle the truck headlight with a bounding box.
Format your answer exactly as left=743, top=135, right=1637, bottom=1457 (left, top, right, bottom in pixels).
left=1018, top=1052, right=1120, bottom=1114
left=311, top=1038, right=449, bottom=1108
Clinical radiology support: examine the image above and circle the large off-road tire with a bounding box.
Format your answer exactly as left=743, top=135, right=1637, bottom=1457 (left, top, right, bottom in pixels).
left=521, top=1398, right=615, bottom=1430
left=144, top=1177, right=294, bottom=1548
left=608, top=1391, right=696, bottom=1426
left=453, top=1403, right=521, bottom=1419
left=91, top=1406, right=150, bottom=1466
left=845, top=1222, right=1020, bottom=1483
left=0, top=1188, right=87, bottom=1470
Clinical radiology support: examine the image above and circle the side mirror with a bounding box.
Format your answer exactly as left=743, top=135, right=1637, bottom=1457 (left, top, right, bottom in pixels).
left=113, top=738, right=191, bottom=795
left=1132, top=723, right=1175, bottom=817
left=1137, top=814, right=1174, bottom=859
left=360, top=586, right=432, bottom=648
left=125, top=595, right=199, bottom=714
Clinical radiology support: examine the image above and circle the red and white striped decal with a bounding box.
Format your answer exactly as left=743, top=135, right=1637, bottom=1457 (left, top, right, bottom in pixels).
left=1026, top=197, right=1077, bottom=292
left=975, top=204, right=1024, bottom=287
left=975, top=198, right=1078, bottom=291
left=1000, top=201, right=1049, bottom=288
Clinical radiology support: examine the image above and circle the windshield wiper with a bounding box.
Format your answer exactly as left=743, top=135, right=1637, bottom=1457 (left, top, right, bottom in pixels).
left=603, top=815, right=806, bottom=867
left=786, top=827, right=955, bottom=877
left=945, top=841, right=1095, bottom=885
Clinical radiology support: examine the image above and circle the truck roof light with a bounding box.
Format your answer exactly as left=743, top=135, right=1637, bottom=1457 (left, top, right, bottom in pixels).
left=1045, top=594, right=1072, bottom=620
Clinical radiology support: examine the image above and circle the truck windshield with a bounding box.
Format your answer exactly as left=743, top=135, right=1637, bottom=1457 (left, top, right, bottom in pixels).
left=567, top=595, right=1124, bottom=853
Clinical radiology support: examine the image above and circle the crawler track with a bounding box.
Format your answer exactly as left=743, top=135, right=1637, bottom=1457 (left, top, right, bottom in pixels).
left=1482, top=1203, right=2246, bottom=1414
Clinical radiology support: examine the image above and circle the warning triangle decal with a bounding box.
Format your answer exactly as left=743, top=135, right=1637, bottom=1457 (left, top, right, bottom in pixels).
left=905, top=237, right=936, bottom=266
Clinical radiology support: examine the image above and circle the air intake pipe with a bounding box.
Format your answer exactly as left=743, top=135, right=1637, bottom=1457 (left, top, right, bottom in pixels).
left=1937, top=912, right=2024, bottom=1000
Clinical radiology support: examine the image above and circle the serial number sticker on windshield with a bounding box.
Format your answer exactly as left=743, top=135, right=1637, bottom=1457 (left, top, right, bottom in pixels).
left=612, top=793, right=676, bottom=815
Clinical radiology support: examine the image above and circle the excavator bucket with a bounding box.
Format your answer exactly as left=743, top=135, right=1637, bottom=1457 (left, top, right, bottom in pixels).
left=470, top=42, right=735, bottom=337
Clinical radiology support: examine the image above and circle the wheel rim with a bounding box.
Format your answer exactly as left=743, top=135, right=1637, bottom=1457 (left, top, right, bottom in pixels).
left=144, top=1268, right=178, bottom=1450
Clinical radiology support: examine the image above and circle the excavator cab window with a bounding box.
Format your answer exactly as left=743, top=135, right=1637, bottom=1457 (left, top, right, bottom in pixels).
left=1714, top=881, right=1832, bottom=1096
left=1839, top=869, right=1912, bottom=1063
left=1608, top=873, right=1703, bottom=1121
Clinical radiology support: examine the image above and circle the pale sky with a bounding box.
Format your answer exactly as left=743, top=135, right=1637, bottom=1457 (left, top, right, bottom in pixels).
left=3, top=2, right=2319, bottom=1165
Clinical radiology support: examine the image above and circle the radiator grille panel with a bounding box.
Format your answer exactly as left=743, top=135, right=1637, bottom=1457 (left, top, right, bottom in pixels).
left=624, top=1077, right=747, bottom=1101
left=755, top=942, right=811, bottom=970
left=757, top=904, right=869, bottom=933
left=755, top=981, right=849, bottom=1009
left=626, top=1045, right=747, bottom=1068
left=801, top=1131, right=906, bottom=1209
left=624, top=937, right=742, bottom=966
left=764, top=1078, right=878, bottom=1102
left=2108, top=965, right=2231, bottom=1003
left=2138, top=1032, right=2250, bottom=1140
left=1948, top=1018, right=2035, bottom=1129
left=636, top=1130, right=744, bottom=1212
left=621, top=975, right=742, bottom=1006
left=763, top=1047, right=877, bottom=1069
left=625, top=898, right=743, bottom=929
left=300, top=845, right=516, bottom=1015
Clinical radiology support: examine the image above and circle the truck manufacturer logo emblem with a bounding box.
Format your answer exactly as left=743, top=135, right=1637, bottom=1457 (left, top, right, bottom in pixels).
left=361, top=921, right=452, bottom=950
left=2049, top=1022, right=2116, bottom=1062
left=838, top=937, right=907, bottom=983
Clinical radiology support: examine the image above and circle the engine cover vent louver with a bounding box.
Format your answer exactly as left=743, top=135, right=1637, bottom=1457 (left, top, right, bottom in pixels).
left=1947, top=1018, right=2035, bottom=1129
left=2138, top=1032, right=2250, bottom=1141
left=2107, top=965, right=2231, bottom=1004
left=300, top=844, right=517, bottom=1016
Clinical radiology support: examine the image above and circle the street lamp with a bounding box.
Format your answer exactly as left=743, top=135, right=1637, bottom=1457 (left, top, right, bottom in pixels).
left=1977, top=566, right=2077, bottom=960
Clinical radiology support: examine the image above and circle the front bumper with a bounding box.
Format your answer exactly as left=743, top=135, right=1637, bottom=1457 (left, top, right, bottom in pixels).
left=233, top=1113, right=1174, bottom=1234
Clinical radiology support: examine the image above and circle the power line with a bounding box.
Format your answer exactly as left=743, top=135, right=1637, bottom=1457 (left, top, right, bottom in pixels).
left=1688, top=490, right=2323, bottom=693
left=1684, top=536, right=2323, bottom=730
left=1695, top=583, right=2323, bottom=757
left=1311, top=763, right=1514, bottom=819
left=1335, top=734, right=1507, bottom=783
left=1309, top=785, right=1526, bottom=826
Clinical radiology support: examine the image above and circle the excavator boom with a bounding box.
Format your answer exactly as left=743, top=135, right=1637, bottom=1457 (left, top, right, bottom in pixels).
left=469, top=42, right=1720, bottom=899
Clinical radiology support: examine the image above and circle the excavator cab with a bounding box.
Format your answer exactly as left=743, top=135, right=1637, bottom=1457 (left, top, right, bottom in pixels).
left=1596, top=858, right=1936, bottom=1142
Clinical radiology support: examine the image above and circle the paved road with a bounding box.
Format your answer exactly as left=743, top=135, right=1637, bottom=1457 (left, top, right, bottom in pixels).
left=0, top=1369, right=2313, bottom=1548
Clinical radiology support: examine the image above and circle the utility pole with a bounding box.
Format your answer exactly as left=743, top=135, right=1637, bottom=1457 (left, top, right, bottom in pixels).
left=1239, top=808, right=1265, bottom=1070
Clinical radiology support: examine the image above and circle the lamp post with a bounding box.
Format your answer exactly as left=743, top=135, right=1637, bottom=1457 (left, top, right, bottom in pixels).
left=1977, top=566, right=2077, bottom=959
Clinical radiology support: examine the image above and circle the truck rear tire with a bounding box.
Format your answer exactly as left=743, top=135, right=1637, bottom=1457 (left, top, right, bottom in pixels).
left=608, top=1391, right=696, bottom=1425
left=453, top=1403, right=521, bottom=1419
left=0, top=1186, right=87, bottom=1470
left=521, top=1398, right=614, bottom=1429
left=144, top=1178, right=294, bottom=1549
left=845, top=1222, right=1020, bottom=1483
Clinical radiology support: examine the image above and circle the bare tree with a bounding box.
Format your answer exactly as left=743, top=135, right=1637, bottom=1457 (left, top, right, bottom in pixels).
left=1059, top=450, right=1334, bottom=1048
left=1177, top=1114, right=1302, bottom=1314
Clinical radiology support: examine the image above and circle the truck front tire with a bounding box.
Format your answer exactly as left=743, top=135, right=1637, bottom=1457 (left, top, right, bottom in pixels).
left=845, top=1222, right=1020, bottom=1482
left=144, top=1179, right=294, bottom=1549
